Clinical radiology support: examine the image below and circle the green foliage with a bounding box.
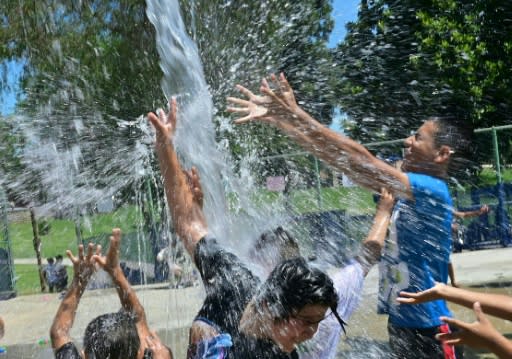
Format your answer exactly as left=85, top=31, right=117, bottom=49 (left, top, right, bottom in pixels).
left=335, top=0, right=512, bottom=174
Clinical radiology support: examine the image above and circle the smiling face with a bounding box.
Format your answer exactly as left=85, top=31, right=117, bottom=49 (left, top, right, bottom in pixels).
left=270, top=304, right=329, bottom=352
left=402, top=120, right=449, bottom=176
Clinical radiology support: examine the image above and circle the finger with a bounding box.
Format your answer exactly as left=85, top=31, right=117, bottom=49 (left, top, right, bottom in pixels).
left=278, top=72, right=290, bottom=93
left=440, top=316, right=468, bottom=330
left=226, top=106, right=250, bottom=114
left=66, top=249, right=77, bottom=263
left=398, top=290, right=416, bottom=297
left=111, top=229, right=121, bottom=250
left=147, top=112, right=164, bottom=131
left=227, top=97, right=251, bottom=106
left=157, top=108, right=166, bottom=124
left=78, top=244, right=85, bottom=261
left=233, top=116, right=253, bottom=124
left=261, top=78, right=270, bottom=90
left=261, top=86, right=289, bottom=109
left=436, top=332, right=462, bottom=346
left=95, top=244, right=102, bottom=257
left=442, top=339, right=462, bottom=346
left=85, top=242, right=96, bottom=261
left=235, top=84, right=255, bottom=98
left=396, top=297, right=416, bottom=304
left=472, top=302, right=487, bottom=323
left=168, top=97, right=178, bottom=129
left=260, top=84, right=276, bottom=98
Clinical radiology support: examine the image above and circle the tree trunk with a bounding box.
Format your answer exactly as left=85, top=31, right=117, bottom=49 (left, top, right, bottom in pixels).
left=30, top=208, right=46, bottom=292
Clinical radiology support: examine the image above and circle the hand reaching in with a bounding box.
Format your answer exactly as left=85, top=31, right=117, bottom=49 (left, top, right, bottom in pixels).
left=68, top=242, right=101, bottom=286
left=397, top=282, right=446, bottom=305
left=437, top=302, right=504, bottom=350
left=376, top=188, right=395, bottom=214
left=93, top=228, right=122, bottom=275
left=147, top=98, right=178, bottom=149
left=227, top=73, right=301, bottom=127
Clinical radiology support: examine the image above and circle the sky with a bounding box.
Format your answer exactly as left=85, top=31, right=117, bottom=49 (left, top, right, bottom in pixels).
left=329, top=0, right=360, bottom=48
left=0, top=0, right=360, bottom=116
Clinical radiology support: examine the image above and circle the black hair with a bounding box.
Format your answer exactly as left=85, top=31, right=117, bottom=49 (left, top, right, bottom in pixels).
left=255, top=257, right=345, bottom=332
left=428, top=116, right=475, bottom=179
left=56, top=254, right=63, bottom=261
left=47, top=257, right=55, bottom=264
left=83, top=311, right=140, bottom=359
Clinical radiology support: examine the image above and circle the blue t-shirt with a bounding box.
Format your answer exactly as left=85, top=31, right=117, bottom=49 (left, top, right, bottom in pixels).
left=379, top=173, right=453, bottom=328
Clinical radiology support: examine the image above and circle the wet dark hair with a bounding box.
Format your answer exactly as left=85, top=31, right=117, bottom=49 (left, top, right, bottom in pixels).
left=256, top=257, right=345, bottom=331
left=429, top=116, right=475, bottom=179
left=83, top=311, right=140, bottom=359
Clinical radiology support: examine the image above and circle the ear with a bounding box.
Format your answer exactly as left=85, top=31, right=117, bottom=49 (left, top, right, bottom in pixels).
left=434, top=145, right=452, bottom=164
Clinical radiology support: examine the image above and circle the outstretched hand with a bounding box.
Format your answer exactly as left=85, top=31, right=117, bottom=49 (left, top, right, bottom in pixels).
left=147, top=97, right=178, bottom=148
left=68, top=242, right=101, bottom=285
left=397, top=282, right=446, bottom=305
left=93, top=228, right=122, bottom=275
left=227, top=73, right=300, bottom=126
left=436, top=302, right=502, bottom=349
left=376, top=188, right=394, bottom=214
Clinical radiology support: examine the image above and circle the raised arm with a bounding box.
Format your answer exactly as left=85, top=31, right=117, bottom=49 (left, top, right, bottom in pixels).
left=147, top=98, right=208, bottom=257
left=356, top=188, right=394, bottom=275
left=50, top=243, right=100, bottom=351
left=93, top=229, right=148, bottom=331
left=227, top=73, right=411, bottom=199
left=397, top=282, right=512, bottom=321
left=93, top=228, right=173, bottom=358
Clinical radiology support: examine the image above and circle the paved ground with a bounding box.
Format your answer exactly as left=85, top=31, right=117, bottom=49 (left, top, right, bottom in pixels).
left=1, top=247, right=511, bottom=358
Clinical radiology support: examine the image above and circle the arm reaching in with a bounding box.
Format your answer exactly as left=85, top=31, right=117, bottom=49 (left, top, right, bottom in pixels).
left=397, top=282, right=512, bottom=321
left=148, top=98, right=208, bottom=257
left=453, top=204, right=489, bottom=219
left=50, top=243, right=101, bottom=350
left=357, top=188, right=394, bottom=275
left=227, top=73, right=411, bottom=198
left=437, top=302, right=512, bottom=359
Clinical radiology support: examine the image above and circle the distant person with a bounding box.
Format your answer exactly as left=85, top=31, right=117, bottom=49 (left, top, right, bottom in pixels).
left=54, top=254, right=69, bottom=292
left=0, top=316, right=4, bottom=340
left=44, top=257, right=57, bottom=293
left=398, top=283, right=512, bottom=359
left=156, top=242, right=187, bottom=288
left=148, top=99, right=343, bottom=358
left=228, top=73, right=474, bottom=358
left=50, top=228, right=173, bottom=359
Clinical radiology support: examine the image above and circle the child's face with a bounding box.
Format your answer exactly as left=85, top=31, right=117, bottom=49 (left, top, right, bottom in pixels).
left=271, top=304, right=328, bottom=352
left=402, top=120, right=440, bottom=174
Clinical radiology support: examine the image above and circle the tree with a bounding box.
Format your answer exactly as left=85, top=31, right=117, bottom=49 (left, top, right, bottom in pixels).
left=335, top=0, right=512, bottom=178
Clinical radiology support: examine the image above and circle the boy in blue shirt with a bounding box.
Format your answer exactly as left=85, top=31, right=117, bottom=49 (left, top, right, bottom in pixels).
left=228, top=73, right=474, bottom=358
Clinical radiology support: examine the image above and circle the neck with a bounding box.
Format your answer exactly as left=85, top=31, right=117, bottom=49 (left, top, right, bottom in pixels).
left=403, top=163, right=448, bottom=179
left=240, top=299, right=271, bottom=340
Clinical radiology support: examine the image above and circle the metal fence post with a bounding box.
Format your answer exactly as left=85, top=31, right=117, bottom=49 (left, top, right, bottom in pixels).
left=492, top=128, right=502, bottom=183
